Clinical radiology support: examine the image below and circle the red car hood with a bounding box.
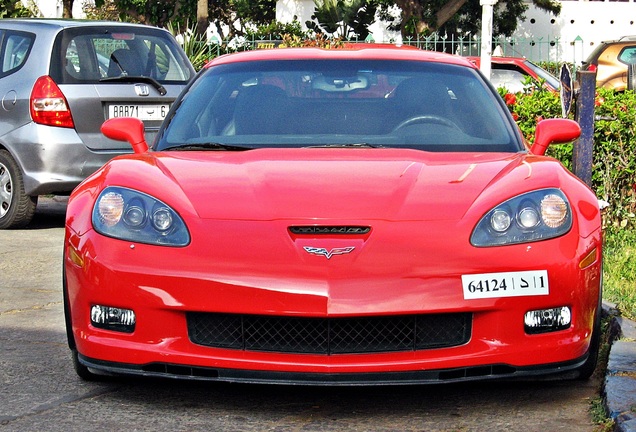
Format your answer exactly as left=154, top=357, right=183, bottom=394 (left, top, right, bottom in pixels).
left=149, top=148, right=534, bottom=221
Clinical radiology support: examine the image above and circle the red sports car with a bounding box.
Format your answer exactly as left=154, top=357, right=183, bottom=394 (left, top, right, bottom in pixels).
left=63, top=46, right=602, bottom=385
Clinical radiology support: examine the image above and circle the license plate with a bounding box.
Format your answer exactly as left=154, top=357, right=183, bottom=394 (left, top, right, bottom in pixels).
left=108, top=104, right=169, bottom=121
left=461, top=270, right=549, bottom=299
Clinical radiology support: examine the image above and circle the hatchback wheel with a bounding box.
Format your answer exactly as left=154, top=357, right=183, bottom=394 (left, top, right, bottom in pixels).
left=0, top=149, right=37, bottom=229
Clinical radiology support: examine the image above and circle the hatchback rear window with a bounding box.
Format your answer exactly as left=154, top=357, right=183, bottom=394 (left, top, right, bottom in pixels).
left=51, top=27, right=193, bottom=84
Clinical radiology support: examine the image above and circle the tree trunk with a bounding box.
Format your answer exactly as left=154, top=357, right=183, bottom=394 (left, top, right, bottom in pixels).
left=435, top=0, right=469, bottom=29
left=394, top=0, right=428, bottom=36
left=394, top=0, right=470, bottom=35
left=62, top=0, right=73, bottom=18
left=196, top=0, right=209, bottom=37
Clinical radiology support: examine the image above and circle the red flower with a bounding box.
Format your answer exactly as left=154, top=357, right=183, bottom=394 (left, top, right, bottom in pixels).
left=504, top=93, right=516, bottom=106
left=511, top=112, right=519, bottom=121
left=595, top=97, right=604, bottom=107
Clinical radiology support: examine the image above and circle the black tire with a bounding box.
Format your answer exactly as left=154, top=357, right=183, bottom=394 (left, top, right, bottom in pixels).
left=575, top=280, right=604, bottom=380
left=63, top=261, right=100, bottom=381
left=0, top=149, right=37, bottom=229
left=574, top=315, right=601, bottom=380
left=71, top=349, right=100, bottom=381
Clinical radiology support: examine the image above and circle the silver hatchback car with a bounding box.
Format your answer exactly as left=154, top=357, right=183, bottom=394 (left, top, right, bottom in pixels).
left=0, top=19, right=195, bottom=228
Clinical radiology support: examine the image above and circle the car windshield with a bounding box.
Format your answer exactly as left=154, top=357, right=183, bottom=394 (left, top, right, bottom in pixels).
left=523, top=60, right=560, bottom=90
left=157, top=59, right=522, bottom=152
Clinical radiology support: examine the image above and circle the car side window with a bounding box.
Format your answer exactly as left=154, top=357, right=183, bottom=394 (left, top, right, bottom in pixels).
left=618, top=46, right=636, bottom=65
left=490, top=67, right=527, bottom=93
left=1, top=31, right=34, bottom=76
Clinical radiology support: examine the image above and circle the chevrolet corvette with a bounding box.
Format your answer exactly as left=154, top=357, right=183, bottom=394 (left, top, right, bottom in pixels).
left=63, top=46, right=603, bottom=385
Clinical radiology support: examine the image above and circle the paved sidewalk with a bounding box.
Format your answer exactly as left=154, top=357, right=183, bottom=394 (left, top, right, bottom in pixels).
left=603, top=302, right=636, bottom=432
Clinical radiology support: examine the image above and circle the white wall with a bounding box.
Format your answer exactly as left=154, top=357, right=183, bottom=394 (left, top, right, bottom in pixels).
left=516, top=1, right=636, bottom=64
left=24, top=0, right=85, bottom=18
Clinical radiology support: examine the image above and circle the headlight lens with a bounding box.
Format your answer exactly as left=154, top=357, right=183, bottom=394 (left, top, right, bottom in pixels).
left=92, top=187, right=190, bottom=246
left=471, top=189, right=572, bottom=247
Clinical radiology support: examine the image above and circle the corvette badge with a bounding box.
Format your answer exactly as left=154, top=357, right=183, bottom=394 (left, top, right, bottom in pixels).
left=303, top=246, right=355, bottom=259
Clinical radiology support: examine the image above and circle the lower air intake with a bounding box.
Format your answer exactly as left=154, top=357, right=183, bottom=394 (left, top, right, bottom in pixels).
left=187, top=312, right=472, bottom=355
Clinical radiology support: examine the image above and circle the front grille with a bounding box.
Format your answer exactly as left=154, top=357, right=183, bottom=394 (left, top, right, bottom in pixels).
left=187, top=312, right=471, bottom=355
left=288, top=226, right=371, bottom=235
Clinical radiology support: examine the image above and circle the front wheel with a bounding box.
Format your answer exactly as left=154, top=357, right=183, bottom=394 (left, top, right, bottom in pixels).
left=0, top=149, right=37, bottom=229
left=63, top=262, right=100, bottom=381
left=575, top=279, right=604, bottom=380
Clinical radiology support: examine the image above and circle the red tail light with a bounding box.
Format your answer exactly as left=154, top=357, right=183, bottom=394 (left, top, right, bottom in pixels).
left=30, top=76, right=74, bottom=128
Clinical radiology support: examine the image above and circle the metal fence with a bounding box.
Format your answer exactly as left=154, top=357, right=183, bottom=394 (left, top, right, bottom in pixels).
left=198, top=33, right=568, bottom=66
left=400, top=34, right=564, bottom=64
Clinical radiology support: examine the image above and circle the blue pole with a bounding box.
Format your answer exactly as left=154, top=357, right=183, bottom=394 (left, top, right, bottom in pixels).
left=573, top=70, right=596, bottom=187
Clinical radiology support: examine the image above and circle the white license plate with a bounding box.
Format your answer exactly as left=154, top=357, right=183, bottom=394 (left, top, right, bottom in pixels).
left=108, top=104, right=169, bottom=121
left=461, top=270, right=549, bottom=299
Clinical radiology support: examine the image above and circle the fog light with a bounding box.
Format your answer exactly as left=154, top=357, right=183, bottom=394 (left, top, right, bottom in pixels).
left=91, top=305, right=136, bottom=333
left=524, top=306, right=571, bottom=334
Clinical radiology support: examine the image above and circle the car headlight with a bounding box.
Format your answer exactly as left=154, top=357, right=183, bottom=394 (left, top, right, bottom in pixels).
left=92, top=187, right=190, bottom=246
left=470, top=189, right=572, bottom=247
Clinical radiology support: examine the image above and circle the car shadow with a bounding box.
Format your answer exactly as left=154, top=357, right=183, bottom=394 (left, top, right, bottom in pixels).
left=27, top=195, right=68, bottom=230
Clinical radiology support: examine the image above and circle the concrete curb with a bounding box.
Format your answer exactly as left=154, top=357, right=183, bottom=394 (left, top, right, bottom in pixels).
left=602, top=302, right=636, bottom=432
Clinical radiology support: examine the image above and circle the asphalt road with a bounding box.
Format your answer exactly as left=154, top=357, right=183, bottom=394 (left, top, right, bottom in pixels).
left=0, top=196, right=604, bottom=432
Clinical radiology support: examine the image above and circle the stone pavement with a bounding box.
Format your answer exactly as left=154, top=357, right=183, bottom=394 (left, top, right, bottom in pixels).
left=603, top=302, right=636, bottom=432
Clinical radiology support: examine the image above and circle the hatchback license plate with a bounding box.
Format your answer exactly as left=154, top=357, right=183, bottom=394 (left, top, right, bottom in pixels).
left=108, top=104, right=169, bottom=121
left=461, top=270, right=549, bottom=299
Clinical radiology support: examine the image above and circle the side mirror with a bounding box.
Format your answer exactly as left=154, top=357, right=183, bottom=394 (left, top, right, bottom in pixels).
left=530, top=118, right=580, bottom=156
left=101, top=117, right=149, bottom=154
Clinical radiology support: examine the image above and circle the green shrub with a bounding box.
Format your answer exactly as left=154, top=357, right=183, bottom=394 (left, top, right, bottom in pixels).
left=501, top=84, right=636, bottom=229
left=603, top=227, right=636, bottom=320
left=591, top=90, right=636, bottom=228
left=245, top=20, right=309, bottom=41
left=166, top=22, right=211, bottom=71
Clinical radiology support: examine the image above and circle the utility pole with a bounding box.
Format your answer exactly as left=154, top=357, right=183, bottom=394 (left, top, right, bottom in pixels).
left=573, top=71, right=597, bottom=187
left=479, top=0, right=498, bottom=80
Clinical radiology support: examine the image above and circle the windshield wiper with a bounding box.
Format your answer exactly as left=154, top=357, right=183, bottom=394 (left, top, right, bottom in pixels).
left=99, top=76, right=167, bottom=96
left=305, top=143, right=384, bottom=148
left=163, top=143, right=253, bottom=151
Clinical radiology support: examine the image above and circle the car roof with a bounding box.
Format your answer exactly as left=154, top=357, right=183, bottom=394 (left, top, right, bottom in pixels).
left=466, top=56, right=529, bottom=66
left=207, top=47, right=478, bottom=69
left=0, top=18, right=161, bottom=31
left=599, top=36, right=636, bottom=44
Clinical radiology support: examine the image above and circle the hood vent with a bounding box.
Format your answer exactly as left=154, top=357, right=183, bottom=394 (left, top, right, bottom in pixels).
left=289, top=226, right=370, bottom=235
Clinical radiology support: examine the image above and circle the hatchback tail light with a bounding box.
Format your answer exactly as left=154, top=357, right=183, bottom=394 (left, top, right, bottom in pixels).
left=30, top=75, right=74, bottom=128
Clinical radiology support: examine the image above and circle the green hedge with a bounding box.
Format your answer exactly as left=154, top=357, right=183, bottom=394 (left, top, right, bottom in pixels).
left=501, top=85, right=636, bottom=229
